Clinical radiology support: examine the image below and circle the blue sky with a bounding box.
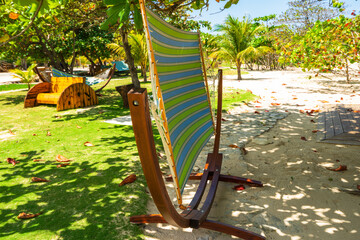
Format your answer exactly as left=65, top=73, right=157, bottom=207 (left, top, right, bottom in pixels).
left=191, top=0, right=360, bottom=32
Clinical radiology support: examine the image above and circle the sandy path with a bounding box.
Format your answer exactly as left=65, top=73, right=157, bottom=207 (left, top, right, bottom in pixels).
left=141, top=69, right=360, bottom=240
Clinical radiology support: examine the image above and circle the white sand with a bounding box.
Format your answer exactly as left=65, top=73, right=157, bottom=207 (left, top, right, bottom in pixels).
left=142, top=69, right=360, bottom=240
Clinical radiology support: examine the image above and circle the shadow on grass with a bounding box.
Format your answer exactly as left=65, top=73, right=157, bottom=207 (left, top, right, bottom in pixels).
left=0, top=94, right=25, bottom=105
left=0, top=129, right=148, bottom=240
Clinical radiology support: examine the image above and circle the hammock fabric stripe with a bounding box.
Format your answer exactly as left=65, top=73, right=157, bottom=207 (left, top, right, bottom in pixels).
left=154, top=54, right=200, bottom=63
left=146, top=8, right=214, bottom=193
left=52, top=68, right=103, bottom=86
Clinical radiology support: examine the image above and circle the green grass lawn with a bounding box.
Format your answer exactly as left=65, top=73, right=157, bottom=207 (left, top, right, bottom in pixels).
left=0, top=75, right=256, bottom=240
left=222, top=88, right=258, bottom=110
left=0, top=83, right=36, bottom=92
left=0, top=77, right=154, bottom=240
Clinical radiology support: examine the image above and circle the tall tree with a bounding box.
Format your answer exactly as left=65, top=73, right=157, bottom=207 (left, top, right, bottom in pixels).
left=0, top=0, right=113, bottom=74
left=279, top=0, right=340, bottom=33
left=212, top=15, right=271, bottom=80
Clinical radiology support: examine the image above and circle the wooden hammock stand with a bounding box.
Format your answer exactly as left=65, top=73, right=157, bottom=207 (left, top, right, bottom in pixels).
left=128, top=70, right=265, bottom=239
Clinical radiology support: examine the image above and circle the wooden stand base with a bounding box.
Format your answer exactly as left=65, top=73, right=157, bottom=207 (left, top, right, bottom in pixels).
left=130, top=214, right=265, bottom=240
left=166, top=173, right=263, bottom=187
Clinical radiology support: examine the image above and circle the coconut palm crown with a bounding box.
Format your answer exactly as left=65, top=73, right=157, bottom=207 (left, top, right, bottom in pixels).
left=212, top=15, right=272, bottom=80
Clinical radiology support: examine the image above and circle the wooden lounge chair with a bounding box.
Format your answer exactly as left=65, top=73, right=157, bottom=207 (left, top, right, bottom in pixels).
left=24, top=77, right=98, bottom=111
left=127, top=2, right=265, bottom=239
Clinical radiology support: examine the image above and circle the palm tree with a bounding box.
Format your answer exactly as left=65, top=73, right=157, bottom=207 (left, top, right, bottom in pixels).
left=128, top=33, right=148, bottom=82
left=107, top=33, right=148, bottom=82
left=10, top=63, right=37, bottom=90
left=212, top=15, right=272, bottom=80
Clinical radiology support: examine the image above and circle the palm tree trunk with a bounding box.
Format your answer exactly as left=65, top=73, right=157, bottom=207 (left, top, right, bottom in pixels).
left=119, top=26, right=140, bottom=89
left=236, top=60, right=242, bottom=80
left=141, top=65, right=147, bottom=83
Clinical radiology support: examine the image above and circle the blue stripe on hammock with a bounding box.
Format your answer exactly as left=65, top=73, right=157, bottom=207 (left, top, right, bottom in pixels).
left=162, top=82, right=204, bottom=100
left=154, top=54, right=200, bottom=64
left=158, top=69, right=203, bottom=83
left=170, top=108, right=211, bottom=145
left=176, top=121, right=213, bottom=171
left=148, top=25, right=199, bottom=48
left=167, top=95, right=208, bottom=120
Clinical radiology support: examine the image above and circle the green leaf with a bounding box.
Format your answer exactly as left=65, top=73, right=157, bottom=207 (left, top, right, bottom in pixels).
left=5, top=24, right=18, bottom=34
left=104, top=0, right=121, bottom=5
left=30, top=36, right=39, bottom=42
left=224, top=0, right=232, bottom=9
left=14, top=0, right=50, bottom=14
left=106, top=3, right=125, bottom=17
left=133, top=5, right=143, bottom=30
left=101, top=4, right=125, bottom=30
left=118, top=2, right=130, bottom=23
left=196, top=0, right=200, bottom=8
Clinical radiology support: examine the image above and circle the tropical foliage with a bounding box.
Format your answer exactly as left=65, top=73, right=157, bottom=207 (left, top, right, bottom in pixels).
left=212, top=15, right=272, bottom=80
left=281, top=15, right=360, bottom=82
left=0, top=1, right=112, bottom=74
left=10, top=63, right=37, bottom=90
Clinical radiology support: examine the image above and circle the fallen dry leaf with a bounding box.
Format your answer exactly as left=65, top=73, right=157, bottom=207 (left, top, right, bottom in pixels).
left=76, top=125, right=82, bottom=129
left=31, top=177, right=50, bottom=182
left=271, top=103, right=281, bottom=106
left=84, top=141, right=94, bottom=147
left=56, top=154, right=71, bottom=162
left=271, top=91, right=276, bottom=93
left=312, top=130, right=318, bottom=133
left=326, top=165, right=347, bottom=172
left=282, top=83, right=287, bottom=86
left=17, top=212, right=42, bottom=219
left=233, top=184, right=245, bottom=191
left=6, top=158, right=19, bottom=166
left=228, top=144, right=240, bottom=149
left=32, top=133, right=37, bottom=136
left=310, top=120, right=315, bottom=123
left=254, top=111, right=260, bottom=114
left=221, top=118, right=227, bottom=121
left=57, top=163, right=69, bottom=168
left=340, top=97, right=344, bottom=100
left=119, top=174, right=137, bottom=186
left=335, top=100, right=340, bottom=103
left=313, top=150, right=318, bottom=153
left=46, top=131, right=51, bottom=136
left=319, top=100, right=329, bottom=103
left=9, top=129, right=15, bottom=135
left=293, top=98, right=298, bottom=100
left=301, top=136, right=307, bottom=141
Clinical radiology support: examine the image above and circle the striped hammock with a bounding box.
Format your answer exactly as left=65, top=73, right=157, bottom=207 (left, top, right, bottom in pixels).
left=52, top=68, right=111, bottom=86
left=143, top=7, right=215, bottom=205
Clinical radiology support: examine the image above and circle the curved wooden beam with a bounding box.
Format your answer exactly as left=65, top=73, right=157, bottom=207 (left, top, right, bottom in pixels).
left=57, top=83, right=98, bottom=111
left=24, top=82, right=51, bottom=108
